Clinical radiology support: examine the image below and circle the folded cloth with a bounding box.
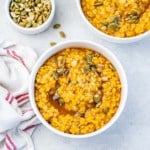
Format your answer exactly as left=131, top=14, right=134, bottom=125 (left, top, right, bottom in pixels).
left=0, top=41, right=40, bottom=150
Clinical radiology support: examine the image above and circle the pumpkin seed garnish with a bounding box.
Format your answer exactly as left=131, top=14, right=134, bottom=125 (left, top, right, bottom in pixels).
left=102, top=107, right=109, bottom=114
left=96, top=102, right=102, bottom=108
left=59, top=31, right=66, bottom=38
left=108, top=16, right=120, bottom=30
left=58, top=98, right=65, bottom=106
left=57, top=59, right=66, bottom=68
left=83, top=64, right=91, bottom=73
left=127, top=11, right=140, bottom=23
left=94, top=1, right=103, bottom=7
left=108, top=23, right=118, bottom=30
left=109, top=64, right=116, bottom=71
left=93, top=94, right=102, bottom=104
left=53, top=68, right=69, bottom=79
left=86, top=54, right=95, bottom=66
left=57, top=68, right=66, bottom=75
left=53, top=23, right=61, bottom=29
left=53, top=70, right=59, bottom=80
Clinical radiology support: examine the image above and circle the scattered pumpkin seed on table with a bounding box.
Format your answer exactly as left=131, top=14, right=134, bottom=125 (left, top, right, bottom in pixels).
left=9, top=0, right=52, bottom=28
left=59, top=31, right=66, bottom=38
left=53, top=23, right=61, bottom=29
left=50, top=42, right=57, bottom=46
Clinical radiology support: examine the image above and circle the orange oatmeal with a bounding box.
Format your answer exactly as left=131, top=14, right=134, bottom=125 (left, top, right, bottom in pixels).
left=35, top=48, right=121, bottom=134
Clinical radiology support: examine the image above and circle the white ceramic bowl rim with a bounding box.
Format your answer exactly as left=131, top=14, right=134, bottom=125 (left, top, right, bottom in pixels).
left=29, top=40, right=128, bottom=138
left=76, top=0, right=150, bottom=43
left=5, top=0, right=55, bottom=32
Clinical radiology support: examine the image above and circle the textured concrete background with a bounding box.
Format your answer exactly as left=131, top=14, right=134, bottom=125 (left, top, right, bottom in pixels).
left=0, top=0, right=150, bottom=150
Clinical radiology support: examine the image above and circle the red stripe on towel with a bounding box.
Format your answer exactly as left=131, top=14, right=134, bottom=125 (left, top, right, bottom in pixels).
left=6, top=50, right=17, bottom=61
left=22, top=108, right=33, bottom=114
left=5, top=92, right=10, bottom=101
left=9, top=96, right=14, bottom=104
left=12, top=51, right=27, bottom=68
left=6, top=135, right=16, bottom=150
left=15, top=92, right=28, bottom=99
left=18, top=96, right=29, bottom=103
left=7, top=49, right=28, bottom=69
left=5, top=142, right=11, bottom=150
left=23, top=125, right=36, bottom=131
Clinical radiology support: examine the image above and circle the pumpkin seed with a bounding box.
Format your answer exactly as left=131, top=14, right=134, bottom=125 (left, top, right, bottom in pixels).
left=59, top=31, right=66, bottom=38
left=86, top=54, right=94, bottom=66
left=109, top=64, right=116, bottom=71
left=26, top=22, right=32, bottom=28
left=96, top=102, right=102, bottom=108
left=102, top=107, right=109, bottom=114
left=128, top=11, right=140, bottom=23
left=107, top=16, right=120, bottom=30
left=58, top=98, right=65, bottom=106
left=108, top=23, right=118, bottom=30
left=57, top=59, right=66, bottom=68
left=53, top=70, right=59, bottom=80
left=94, top=1, right=103, bottom=7
left=83, top=64, right=91, bottom=73
left=53, top=23, right=61, bottom=29
left=19, top=21, right=27, bottom=27
left=9, top=0, right=51, bottom=28
left=35, top=0, right=41, bottom=4
left=93, top=94, right=102, bottom=104
left=57, top=68, right=66, bottom=75
left=21, top=0, right=26, bottom=4
left=50, top=42, right=57, bottom=47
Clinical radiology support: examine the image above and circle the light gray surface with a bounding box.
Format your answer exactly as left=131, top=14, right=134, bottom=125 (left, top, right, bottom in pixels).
left=1, top=0, right=150, bottom=150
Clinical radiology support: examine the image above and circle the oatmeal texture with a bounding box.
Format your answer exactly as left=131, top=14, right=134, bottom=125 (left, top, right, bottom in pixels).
left=81, top=0, right=150, bottom=37
left=35, top=48, right=121, bottom=134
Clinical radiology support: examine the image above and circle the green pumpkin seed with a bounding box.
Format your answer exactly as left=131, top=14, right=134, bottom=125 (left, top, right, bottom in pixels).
left=57, top=59, right=66, bottom=68
left=93, top=94, right=102, bottom=104
left=58, top=98, right=65, bottom=106
left=86, top=54, right=94, bottom=66
left=53, top=23, right=61, bottom=29
left=128, top=11, right=140, bottom=23
left=59, top=31, right=66, bottom=38
left=109, top=64, right=116, bottom=71
left=26, top=22, right=32, bottom=28
left=94, top=1, right=103, bottom=7
left=50, top=42, right=57, bottom=47
left=53, top=70, right=59, bottom=80
left=83, top=65, right=91, bottom=73
left=108, top=23, right=118, bottom=30
left=21, top=0, right=26, bottom=4
left=19, top=21, right=27, bottom=27
left=102, top=107, right=109, bottom=114
left=9, top=0, right=51, bottom=28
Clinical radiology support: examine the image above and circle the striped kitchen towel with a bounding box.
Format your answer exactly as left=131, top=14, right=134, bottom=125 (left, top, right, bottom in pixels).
left=0, top=40, right=40, bottom=150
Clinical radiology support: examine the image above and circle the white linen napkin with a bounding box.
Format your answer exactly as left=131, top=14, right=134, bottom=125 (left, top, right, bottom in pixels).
left=0, top=40, right=40, bottom=150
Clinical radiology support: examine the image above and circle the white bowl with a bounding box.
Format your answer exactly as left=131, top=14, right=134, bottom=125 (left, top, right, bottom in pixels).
left=5, top=0, right=55, bottom=35
left=29, top=40, right=128, bottom=138
left=76, top=0, right=150, bottom=43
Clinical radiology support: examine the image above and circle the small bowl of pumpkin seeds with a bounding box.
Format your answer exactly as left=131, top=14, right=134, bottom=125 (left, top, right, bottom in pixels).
left=6, top=0, right=55, bottom=34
